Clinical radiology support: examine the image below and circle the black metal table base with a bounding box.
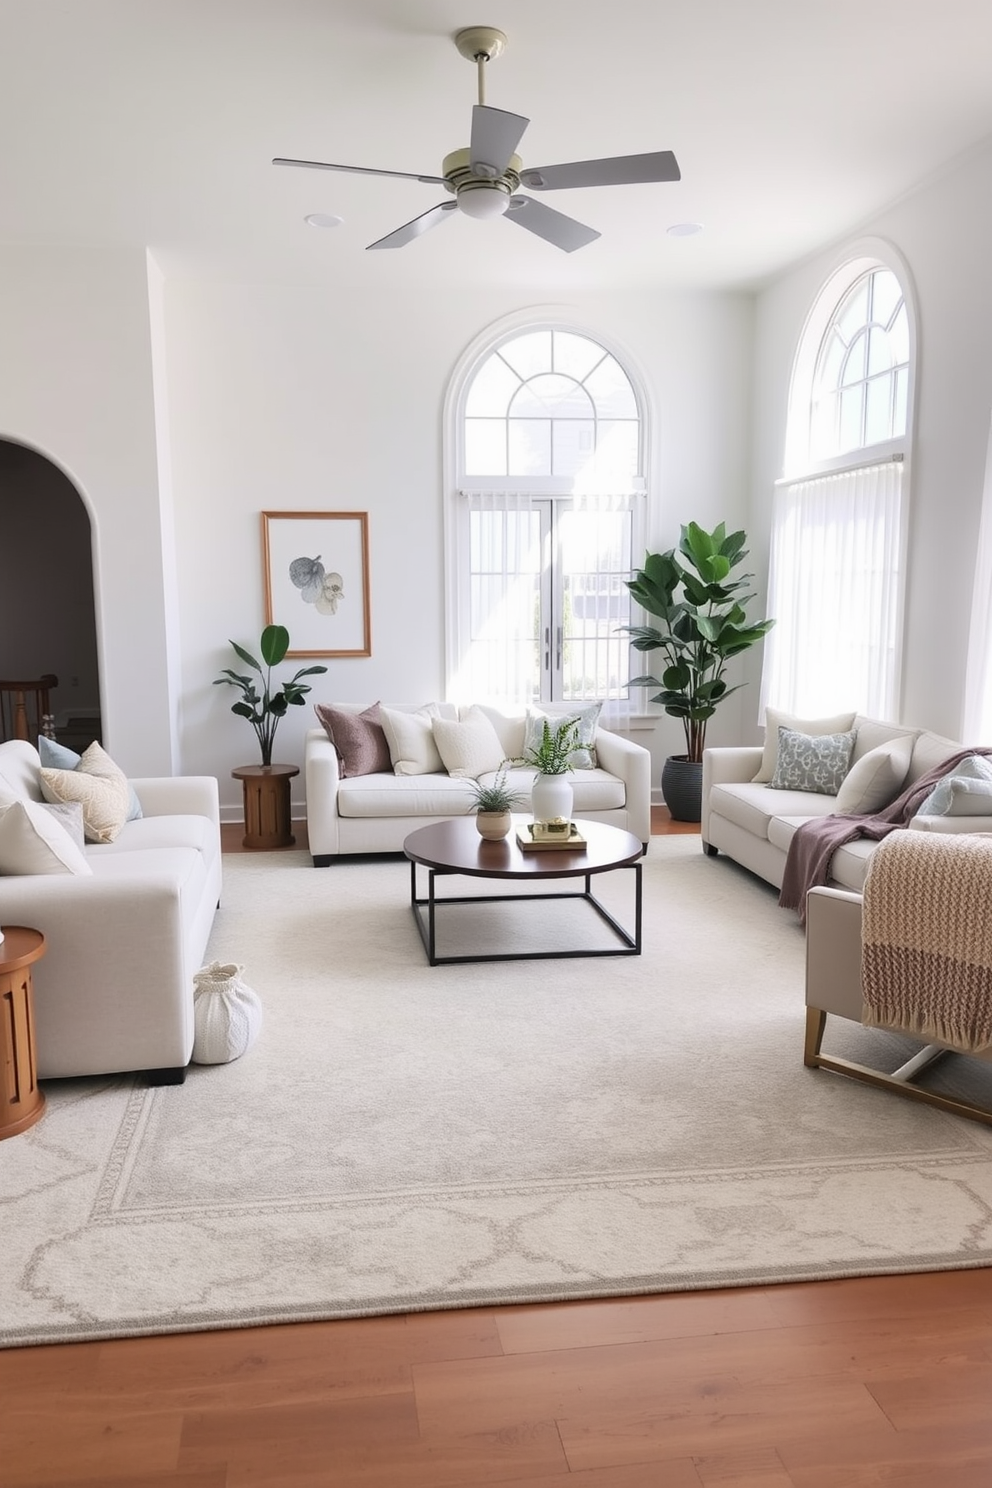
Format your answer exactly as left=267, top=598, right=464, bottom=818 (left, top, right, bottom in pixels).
left=409, top=861, right=642, bottom=966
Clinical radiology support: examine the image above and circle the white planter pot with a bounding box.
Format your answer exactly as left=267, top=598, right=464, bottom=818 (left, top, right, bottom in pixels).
left=531, top=772, right=573, bottom=825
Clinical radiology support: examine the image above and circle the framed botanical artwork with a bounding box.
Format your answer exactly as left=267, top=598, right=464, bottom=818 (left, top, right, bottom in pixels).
left=262, top=511, right=371, bottom=657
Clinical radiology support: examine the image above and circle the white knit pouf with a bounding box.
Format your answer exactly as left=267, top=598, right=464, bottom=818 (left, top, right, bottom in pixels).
left=191, top=961, right=262, bottom=1064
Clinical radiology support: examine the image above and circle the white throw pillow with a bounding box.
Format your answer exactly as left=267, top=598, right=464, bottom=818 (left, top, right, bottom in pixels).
left=432, top=706, right=505, bottom=779
left=0, top=799, right=93, bottom=875
left=522, top=702, right=603, bottom=770
left=834, top=736, right=914, bottom=815
left=917, top=754, right=992, bottom=816
left=379, top=703, right=444, bottom=776
left=39, top=740, right=130, bottom=844
left=753, top=707, right=857, bottom=783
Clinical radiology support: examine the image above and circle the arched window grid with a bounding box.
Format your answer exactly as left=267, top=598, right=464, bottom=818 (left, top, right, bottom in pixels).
left=808, top=266, right=909, bottom=464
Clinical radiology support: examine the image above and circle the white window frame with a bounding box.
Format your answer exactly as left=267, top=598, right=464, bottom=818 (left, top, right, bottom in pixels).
left=443, top=311, right=649, bottom=709
left=763, top=240, right=917, bottom=722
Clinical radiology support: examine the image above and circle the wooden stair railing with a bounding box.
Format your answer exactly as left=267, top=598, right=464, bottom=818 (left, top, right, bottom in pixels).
left=0, top=675, right=59, bottom=742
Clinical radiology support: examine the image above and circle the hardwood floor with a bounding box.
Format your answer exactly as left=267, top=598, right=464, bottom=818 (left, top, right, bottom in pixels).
left=3, top=812, right=991, bottom=1486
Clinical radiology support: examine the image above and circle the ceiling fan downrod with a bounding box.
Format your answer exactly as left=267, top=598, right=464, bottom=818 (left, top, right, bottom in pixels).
left=453, top=25, right=508, bottom=106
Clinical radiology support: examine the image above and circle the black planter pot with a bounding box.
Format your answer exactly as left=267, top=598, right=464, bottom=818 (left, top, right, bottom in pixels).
left=661, top=754, right=703, bottom=823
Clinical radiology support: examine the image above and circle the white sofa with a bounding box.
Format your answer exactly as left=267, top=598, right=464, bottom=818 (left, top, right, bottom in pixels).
left=305, top=701, right=652, bottom=863
left=701, top=714, right=987, bottom=893
left=0, top=739, right=222, bottom=1083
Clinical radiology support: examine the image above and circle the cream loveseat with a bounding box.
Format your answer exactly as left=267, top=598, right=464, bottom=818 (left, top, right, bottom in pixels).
left=0, top=739, right=222, bottom=1083
left=701, top=709, right=989, bottom=894
left=305, top=700, right=652, bottom=864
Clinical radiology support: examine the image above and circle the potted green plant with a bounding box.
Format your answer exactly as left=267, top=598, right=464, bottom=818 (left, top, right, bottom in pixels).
left=214, top=624, right=327, bottom=767
left=518, top=717, right=584, bottom=824
left=465, top=761, right=527, bottom=839
left=622, top=522, right=774, bottom=822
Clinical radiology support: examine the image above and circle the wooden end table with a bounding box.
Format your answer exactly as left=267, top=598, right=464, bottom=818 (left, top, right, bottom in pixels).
left=0, top=926, right=46, bottom=1139
left=232, top=763, right=299, bottom=849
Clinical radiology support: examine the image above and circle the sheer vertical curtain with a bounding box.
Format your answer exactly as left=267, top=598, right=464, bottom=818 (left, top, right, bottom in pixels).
left=760, top=459, right=905, bottom=720
left=963, top=415, right=992, bottom=743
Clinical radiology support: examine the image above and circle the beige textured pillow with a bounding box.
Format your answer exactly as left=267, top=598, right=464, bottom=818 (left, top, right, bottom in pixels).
left=379, top=704, right=444, bottom=776
left=753, top=707, right=857, bottom=783
left=432, top=707, right=505, bottom=779
left=0, top=799, right=93, bottom=875
left=834, top=736, right=914, bottom=815
left=40, top=740, right=130, bottom=843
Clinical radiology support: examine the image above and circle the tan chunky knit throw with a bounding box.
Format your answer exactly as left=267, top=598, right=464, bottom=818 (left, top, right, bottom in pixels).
left=861, top=831, right=992, bottom=1053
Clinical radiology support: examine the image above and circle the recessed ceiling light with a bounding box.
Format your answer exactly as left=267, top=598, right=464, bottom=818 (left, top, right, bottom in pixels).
left=666, top=222, right=703, bottom=237
left=305, top=213, right=343, bottom=229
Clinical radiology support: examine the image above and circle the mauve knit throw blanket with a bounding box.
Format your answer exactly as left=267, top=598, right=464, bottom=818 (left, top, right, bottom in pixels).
left=778, top=747, right=992, bottom=924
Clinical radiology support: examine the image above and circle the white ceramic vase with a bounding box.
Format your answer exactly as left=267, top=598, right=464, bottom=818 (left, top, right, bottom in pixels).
left=530, top=771, right=573, bottom=825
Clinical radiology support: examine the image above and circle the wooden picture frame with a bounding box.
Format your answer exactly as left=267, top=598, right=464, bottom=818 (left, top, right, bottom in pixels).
left=261, top=511, right=371, bottom=657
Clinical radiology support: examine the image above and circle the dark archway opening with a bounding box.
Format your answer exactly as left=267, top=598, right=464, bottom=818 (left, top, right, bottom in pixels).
left=0, top=439, right=101, bottom=749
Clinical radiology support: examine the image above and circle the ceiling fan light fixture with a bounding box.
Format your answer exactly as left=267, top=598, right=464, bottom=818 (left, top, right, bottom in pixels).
left=456, top=180, right=511, bottom=219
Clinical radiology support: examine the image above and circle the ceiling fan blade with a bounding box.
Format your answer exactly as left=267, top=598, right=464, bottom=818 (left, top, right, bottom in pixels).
left=273, top=157, right=447, bottom=186
left=367, top=201, right=457, bottom=250
left=506, top=196, right=600, bottom=253
left=519, top=150, right=681, bottom=191
left=469, top=105, right=529, bottom=177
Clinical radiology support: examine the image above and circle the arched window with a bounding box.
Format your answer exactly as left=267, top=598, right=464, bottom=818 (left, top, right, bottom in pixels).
left=763, top=251, right=915, bottom=721
left=445, top=323, right=646, bottom=707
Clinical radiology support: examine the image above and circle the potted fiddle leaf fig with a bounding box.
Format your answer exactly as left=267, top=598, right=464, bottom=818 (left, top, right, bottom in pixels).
left=215, top=624, right=327, bottom=767
left=621, top=522, right=774, bottom=821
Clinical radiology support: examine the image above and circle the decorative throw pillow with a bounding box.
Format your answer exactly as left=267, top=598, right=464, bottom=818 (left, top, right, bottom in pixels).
left=39, top=799, right=86, bottom=851
left=753, top=707, right=857, bottom=783
left=38, top=735, right=143, bottom=821
left=432, top=706, right=505, bottom=779
left=379, top=703, right=444, bottom=776
left=917, top=753, right=992, bottom=816
left=313, top=702, right=391, bottom=777
left=522, top=702, right=603, bottom=770
left=769, top=727, right=856, bottom=794
left=0, top=799, right=93, bottom=875
left=39, top=741, right=131, bottom=843
left=834, top=736, right=914, bottom=815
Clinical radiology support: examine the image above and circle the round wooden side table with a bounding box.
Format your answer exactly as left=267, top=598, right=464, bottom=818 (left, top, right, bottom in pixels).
left=231, top=763, right=299, bottom=849
left=0, top=926, right=46, bottom=1140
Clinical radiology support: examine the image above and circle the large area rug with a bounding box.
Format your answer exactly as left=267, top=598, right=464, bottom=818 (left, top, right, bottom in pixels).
left=4, top=836, right=992, bottom=1348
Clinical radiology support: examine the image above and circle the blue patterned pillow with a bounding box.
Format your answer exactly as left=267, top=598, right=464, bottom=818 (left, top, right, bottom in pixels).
left=769, top=727, right=856, bottom=794
left=38, top=735, right=143, bottom=821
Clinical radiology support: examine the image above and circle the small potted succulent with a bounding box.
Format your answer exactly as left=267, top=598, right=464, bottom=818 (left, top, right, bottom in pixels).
left=465, top=761, right=527, bottom=840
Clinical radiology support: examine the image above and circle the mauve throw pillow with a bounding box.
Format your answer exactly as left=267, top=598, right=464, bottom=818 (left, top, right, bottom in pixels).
left=314, top=702, right=392, bottom=777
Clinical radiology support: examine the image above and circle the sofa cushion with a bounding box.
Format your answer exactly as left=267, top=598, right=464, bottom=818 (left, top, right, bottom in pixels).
left=87, top=812, right=219, bottom=857
left=379, top=703, right=444, bottom=776
left=38, top=735, right=143, bottom=820
left=765, top=813, right=876, bottom=893
left=770, top=728, right=856, bottom=793
left=0, top=798, right=94, bottom=875
left=337, top=772, right=476, bottom=818
left=39, top=742, right=130, bottom=844
left=523, top=702, right=602, bottom=769
left=0, top=739, right=46, bottom=805
left=835, top=736, right=914, bottom=814
left=712, top=782, right=837, bottom=841
left=314, top=701, right=391, bottom=777
left=432, top=706, right=505, bottom=778
left=754, top=708, right=857, bottom=783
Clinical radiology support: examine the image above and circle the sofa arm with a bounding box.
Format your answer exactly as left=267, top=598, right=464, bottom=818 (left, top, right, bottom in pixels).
left=805, top=885, right=865, bottom=1022
left=131, top=774, right=220, bottom=826
left=701, top=745, right=763, bottom=845
left=1, top=870, right=193, bottom=1078
left=304, top=728, right=342, bottom=860
left=593, top=727, right=652, bottom=846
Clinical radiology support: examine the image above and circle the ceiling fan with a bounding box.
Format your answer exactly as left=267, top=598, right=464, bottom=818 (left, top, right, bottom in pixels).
left=273, top=26, right=681, bottom=253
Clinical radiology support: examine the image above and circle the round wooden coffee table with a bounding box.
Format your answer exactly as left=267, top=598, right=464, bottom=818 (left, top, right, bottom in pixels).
left=403, top=817, right=644, bottom=965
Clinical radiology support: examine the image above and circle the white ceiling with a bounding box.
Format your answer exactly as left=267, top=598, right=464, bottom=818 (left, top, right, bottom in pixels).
left=4, top=0, right=992, bottom=292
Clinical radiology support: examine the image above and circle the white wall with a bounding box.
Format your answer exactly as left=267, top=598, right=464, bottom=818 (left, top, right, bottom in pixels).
left=751, top=138, right=992, bottom=742
left=163, top=280, right=755, bottom=815
left=0, top=246, right=176, bottom=774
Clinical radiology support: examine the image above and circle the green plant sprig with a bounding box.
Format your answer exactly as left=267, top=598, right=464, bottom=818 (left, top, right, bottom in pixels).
left=518, top=718, right=584, bottom=776
left=465, top=760, right=528, bottom=814
left=214, top=623, right=327, bottom=766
